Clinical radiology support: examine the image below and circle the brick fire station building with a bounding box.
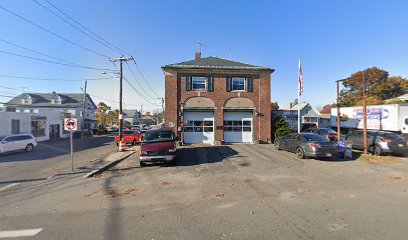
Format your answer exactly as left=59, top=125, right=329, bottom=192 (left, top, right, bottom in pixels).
left=162, top=53, right=274, bottom=144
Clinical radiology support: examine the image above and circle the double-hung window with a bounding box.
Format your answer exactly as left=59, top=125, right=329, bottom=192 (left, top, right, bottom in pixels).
left=192, top=77, right=206, bottom=91
left=231, top=77, right=246, bottom=91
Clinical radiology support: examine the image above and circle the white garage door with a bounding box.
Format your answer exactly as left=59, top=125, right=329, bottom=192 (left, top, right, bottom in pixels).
left=183, top=111, right=214, bottom=144
left=224, top=111, right=253, bottom=143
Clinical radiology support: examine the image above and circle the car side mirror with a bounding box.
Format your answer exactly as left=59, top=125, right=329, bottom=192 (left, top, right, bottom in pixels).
left=2, top=141, right=8, bottom=144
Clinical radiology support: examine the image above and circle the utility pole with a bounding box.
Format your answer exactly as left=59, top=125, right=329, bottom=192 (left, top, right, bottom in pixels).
left=362, top=74, right=368, bottom=154
left=336, top=80, right=341, bottom=141
left=81, top=81, right=87, bottom=139
left=161, top=97, right=165, bottom=123
left=109, top=56, right=134, bottom=142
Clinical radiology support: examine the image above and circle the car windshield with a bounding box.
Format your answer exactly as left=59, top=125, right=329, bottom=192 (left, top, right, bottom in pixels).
left=123, top=131, right=135, bottom=135
left=143, top=131, right=174, bottom=143
left=301, top=133, right=328, bottom=142
left=320, top=129, right=336, bottom=134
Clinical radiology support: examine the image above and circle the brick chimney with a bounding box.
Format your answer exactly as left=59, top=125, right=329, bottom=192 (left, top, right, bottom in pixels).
left=195, top=52, right=201, bottom=60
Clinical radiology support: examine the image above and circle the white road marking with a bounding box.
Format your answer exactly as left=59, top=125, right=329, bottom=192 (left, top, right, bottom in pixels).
left=0, top=228, right=43, bottom=238
left=0, top=183, right=20, bottom=192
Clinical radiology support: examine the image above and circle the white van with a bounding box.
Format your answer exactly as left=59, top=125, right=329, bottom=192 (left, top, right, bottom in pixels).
left=0, top=134, right=38, bottom=154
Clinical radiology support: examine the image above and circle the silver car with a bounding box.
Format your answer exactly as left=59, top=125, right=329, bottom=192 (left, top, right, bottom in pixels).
left=346, top=130, right=408, bottom=156
left=275, top=133, right=338, bottom=159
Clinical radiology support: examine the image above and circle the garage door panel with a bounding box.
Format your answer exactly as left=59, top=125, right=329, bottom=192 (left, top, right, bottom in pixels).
left=224, top=112, right=253, bottom=143
left=184, top=112, right=214, bottom=144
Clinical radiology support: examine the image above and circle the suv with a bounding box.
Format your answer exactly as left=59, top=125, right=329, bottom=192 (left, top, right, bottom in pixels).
left=346, top=130, right=408, bottom=156
left=0, top=134, right=38, bottom=154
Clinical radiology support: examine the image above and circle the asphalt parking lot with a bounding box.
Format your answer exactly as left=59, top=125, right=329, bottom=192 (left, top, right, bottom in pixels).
left=1, top=144, right=408, bottom=239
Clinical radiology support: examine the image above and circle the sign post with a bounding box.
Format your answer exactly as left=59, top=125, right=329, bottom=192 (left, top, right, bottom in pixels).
left=64, top=118, right=78, bottom=172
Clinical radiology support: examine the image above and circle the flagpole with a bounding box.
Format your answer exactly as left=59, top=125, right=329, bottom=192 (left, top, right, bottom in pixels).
left=298, top=59, right=301, bottom=133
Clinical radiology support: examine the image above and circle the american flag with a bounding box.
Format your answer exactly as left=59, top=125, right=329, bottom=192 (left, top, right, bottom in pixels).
left=298, top=60, right=303, bottom=96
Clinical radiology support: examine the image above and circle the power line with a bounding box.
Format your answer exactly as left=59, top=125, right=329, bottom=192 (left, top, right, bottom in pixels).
left=0, top=74, right=115, bottom=82
left=111, top=61, right=155, bottom=105
left=0, top=94, right=15, bottom=98
left=132, top=59, right=160, bottom=98
left=124, top=61, right=149, bottom=99
left=0, top=49, right=115, bottom=72
left=89, top=93, right=160, bottom=107
left=0, top=4, right=110, bottom=59
left=0, top=85, right=21, bottom=91
left=0, top=38, right=114, bottom=71
left=43, top=0, right=129, bottom=55
left=33, top=0, right=122, bottom=55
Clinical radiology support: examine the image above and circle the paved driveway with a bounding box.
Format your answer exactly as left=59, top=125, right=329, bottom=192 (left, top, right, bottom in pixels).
left=1, top=144, right=408, bottom=239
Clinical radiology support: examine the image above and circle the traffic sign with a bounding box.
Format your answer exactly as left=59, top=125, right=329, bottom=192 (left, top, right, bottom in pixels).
left=64, top=118, right=78, bottom=131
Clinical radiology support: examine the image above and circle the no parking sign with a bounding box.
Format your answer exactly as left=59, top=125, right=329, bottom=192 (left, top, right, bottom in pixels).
left=64, top=118, right=77, bottom=131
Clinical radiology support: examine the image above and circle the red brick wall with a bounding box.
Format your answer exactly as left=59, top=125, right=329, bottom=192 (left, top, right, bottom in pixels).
left=164, top=69, right=272, bottom=143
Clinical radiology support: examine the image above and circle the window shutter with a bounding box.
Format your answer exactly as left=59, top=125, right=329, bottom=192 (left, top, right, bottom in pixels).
left=186, top=76, right=191, bottom=91
left=247, top=77, right=253, bottom=92
left=208, top=77, right=214, bottom=92
left=226, top=77, right=231, bottom=92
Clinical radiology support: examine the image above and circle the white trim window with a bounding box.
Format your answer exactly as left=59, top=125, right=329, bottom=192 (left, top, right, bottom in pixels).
left=192, top=77, right=206, bottom=91
left=231, top=77, right=246, bottom=91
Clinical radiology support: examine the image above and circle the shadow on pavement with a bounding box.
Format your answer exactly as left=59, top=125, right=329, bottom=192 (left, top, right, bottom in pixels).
left=0, top=135, right=115, bottom=163
left=103, top=175, right=122, bottom=240
left=140, top=146, right=239, bottom=168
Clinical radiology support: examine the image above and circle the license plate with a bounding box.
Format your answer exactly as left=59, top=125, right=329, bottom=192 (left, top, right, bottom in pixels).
left=399, top=144, right=404, bottom=147
left=325, top=153, right=332, bottom=157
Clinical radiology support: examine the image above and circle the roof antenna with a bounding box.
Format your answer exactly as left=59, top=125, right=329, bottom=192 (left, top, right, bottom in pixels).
left=229, top=52, right=232, bottom=60
left=194, top=39, right=206, bottom=53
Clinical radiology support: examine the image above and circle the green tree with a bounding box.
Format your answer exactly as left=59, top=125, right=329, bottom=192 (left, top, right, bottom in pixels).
left=272, top=117, right=292, bottom=142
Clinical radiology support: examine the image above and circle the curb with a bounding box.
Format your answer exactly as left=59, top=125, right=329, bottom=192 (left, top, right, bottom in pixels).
left=46, top=150, right=116, bottom=180
left=83, top=151, right=135, bottom=178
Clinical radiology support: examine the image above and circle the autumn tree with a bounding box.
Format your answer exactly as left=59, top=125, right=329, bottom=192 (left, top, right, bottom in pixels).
left=95, top=102, right=111, bottom=127
left=271, top=101, right=279, bottom=110
left=320, top=104, right=332, bottom=114
left=339, top=67, right=408, bottom=106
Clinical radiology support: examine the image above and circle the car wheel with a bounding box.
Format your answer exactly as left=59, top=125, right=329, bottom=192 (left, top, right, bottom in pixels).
left=373, top=146, right=382, bottom=156
left=296, top=148, right=305, bottom=159
left=275, top=142, right=281, bottom=150
left=140, top=161, right=146, bottom=167
left=25, top=144, right=34, bottom=152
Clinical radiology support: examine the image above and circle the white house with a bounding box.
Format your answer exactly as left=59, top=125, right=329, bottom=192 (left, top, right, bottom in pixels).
left=272, top=102, right=331, bottom=130
left=0, top=92, right=97, bottom=141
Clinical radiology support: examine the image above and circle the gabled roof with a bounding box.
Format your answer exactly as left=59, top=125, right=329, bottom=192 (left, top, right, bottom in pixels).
left=303, top=108, right=321, bottom=118
left=5, top=93, right=97, bottom=108
left=280, top=102, right=310, bottom=111
left=162, top=56, right=274, bottom=72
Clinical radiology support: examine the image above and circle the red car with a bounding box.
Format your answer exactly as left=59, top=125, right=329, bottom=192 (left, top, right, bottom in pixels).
left=114, top=130, right=143, bottom=146
left=139, top=129, right=177, bottom=167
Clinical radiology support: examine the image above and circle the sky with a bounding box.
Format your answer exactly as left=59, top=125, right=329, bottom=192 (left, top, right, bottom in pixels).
left=0, top=0, right=407, bottom=112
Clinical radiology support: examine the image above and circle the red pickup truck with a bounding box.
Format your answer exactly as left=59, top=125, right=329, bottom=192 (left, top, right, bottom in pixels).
left=114, top=130, right=143, bottom=146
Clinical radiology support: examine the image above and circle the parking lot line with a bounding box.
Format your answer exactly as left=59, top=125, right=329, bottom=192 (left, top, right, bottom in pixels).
left=0, top=183, right=20, bottom=192
left=0, top=228, right=43, bottom=238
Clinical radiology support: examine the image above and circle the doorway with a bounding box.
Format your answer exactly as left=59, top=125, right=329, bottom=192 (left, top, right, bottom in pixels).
left=49, top=124, right=60, bottom=140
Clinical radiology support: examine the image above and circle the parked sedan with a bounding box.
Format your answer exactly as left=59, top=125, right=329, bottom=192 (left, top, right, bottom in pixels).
left=302, top=128, right=345, bottom=142
left=275, top=133, right=338, bottom=159
left=346, top=130, right=408, bottom=156
left=114, top=130, right=143, bottom=146
left=139, top=129, right=177, bottom=167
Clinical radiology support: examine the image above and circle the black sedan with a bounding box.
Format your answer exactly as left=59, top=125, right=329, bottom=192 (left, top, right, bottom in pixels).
left=275, top=133, right=338, bottom=159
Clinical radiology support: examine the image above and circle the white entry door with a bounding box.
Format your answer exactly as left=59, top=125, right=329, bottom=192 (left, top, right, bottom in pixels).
left=224, top=111, right=253, bottom=143
left=183, top=111, right=214, bottom=144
